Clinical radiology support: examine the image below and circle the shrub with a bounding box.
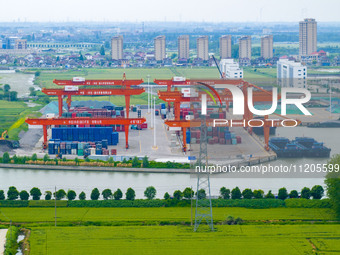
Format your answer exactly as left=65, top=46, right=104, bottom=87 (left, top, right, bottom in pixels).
left=30, top=187, right=42, bottom=200
left=4, top=226, right=19, bottom=255
left=253, top=189, right=264, bottom=199
left=164, top=192, right=170, bottom=200
left=67, top=190, right=77, bottom=201
left=220, top=187, right=230, bottom=199
left=91, top=188, right=100, bottom=200
left=285, top=198, right=331, bottom=208
left=45, top=191, right=52, bottom=200
left=144, top=186, right=156, bottom=200
left=265, top=190, right=275, bottom=199
left=7, top=186, right=19, bottom=200
left=212, top=199, right=284, bottom=209
left=289, top=190, right=299, bottom=198
left=301, top=187, right=311, bottom=199
left=126, top=188, right=136, bottom=201
left=142, top=156, right=149, bottom=168
left=102, top=189, right=112, bottom=200
left=132, top=157, right=139, bottom=167
left=278, top=187, right=288, bottom=200
left=231, top=187, right=241, bottom=199
left=113, top=189, right=123, bottom=200
left=183, top=187, right=194, bottom=199
left=31, top=153, right=38, bottom=161
left=223, top=216, right=244, bottom=225
left=173, top=190, right=183, bottom=200
left=310, top=185, right=324, bottom=199
left=242, top=188, right=253, bottom=199
left=0, top=190, right=5, bottom=200
left=29, top=200, right=67, bottom=207
left=43, top=154, right=49, bottom=162
left=2, top=152, right=10, bottom=163
left=325, top=155, right=340, bottom=219
left=55, top=189, right=66, bottom=200
left=19, top=190, right=29, bottom=200
left=79, top=192, right=86, bottom=200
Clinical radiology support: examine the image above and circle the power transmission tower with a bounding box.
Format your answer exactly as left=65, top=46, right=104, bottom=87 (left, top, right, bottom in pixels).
left=194, top=113, right=213, bottom=231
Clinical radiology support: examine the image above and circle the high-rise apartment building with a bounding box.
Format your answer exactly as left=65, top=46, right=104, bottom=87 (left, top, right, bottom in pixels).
left=261, top=35, right=273, bottom=59
left=299, top=18, right=317, bottom=56
left=197, top=36, right=209, bottom=61
left=178, top=35, right=189, bottom=59
left=219, top=35, right=232, bottom=59
left=111, top=35, right=123, bottom=60
left=154, top=35, right=166, bottom=61
left=239, top=36, right=251, bottom=59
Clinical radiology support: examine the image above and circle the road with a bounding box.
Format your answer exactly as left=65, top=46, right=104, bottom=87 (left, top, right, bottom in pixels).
left=0, top=229, right=8, bottom=255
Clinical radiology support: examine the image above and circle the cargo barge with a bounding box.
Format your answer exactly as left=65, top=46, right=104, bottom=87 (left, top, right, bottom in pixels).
left=269, top=137, right=331, bottom=158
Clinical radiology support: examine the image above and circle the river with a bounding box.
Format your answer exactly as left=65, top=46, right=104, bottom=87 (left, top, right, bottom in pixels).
left=0, top=71, right=37, bottom=97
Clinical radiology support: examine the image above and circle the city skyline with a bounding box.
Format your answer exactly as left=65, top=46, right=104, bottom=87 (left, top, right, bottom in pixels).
left=0, top=0, right=340, bottom=23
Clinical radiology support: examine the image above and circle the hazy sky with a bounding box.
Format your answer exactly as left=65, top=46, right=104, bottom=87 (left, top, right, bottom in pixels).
left=1, top=0, right=339, bottom=23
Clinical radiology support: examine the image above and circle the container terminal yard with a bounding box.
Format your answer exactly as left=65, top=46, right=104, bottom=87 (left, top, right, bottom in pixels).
left=11, top=75, right=336, bottom=165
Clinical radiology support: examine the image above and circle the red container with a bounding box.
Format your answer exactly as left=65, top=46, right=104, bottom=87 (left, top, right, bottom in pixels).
left=196, top=139, right=200, bottom=144
left=219, top=132, right=224, bottom=138
left=208, top=138, right=214, bottom=145
left=111, top=149, right=117, bottom=155
left=236, top=136, right=242, bottom=144
left=207, top=131, right=213, bottom=136
left=213, top=136, right=219, bottom=143
left=226, top=139, right=231, bottom=145
left=141, top=123, right=148, bottom=129
left=219, top=138, right=226, bottom=144
left=116, top=126, right=121, bottom=132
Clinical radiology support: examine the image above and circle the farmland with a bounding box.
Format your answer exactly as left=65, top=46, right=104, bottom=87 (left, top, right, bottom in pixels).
left=0, top=207, right=335, bottom=223
left=29, top=225, right=340, bottom=255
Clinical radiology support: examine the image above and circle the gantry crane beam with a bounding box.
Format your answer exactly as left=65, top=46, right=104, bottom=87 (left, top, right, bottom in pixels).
left=53, top=79, right=144, bottom=86
left=25, top=117, right=146, bottom=149
left=42, top=88, right=145, bottom=118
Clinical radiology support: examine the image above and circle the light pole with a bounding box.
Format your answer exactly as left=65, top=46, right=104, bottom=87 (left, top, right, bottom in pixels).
left=152, top=96, right=158, bottom=150
left=150, top=90, right=154, bottom=129
left=147, top=74, right=150, bottom=114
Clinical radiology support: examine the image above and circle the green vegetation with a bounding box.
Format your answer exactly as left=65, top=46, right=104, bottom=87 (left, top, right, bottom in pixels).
left=4, top=226, right=19, bottom=255
left=325, top=155, right=340, bottom=219
left=28, top=224, right=340, bottom=255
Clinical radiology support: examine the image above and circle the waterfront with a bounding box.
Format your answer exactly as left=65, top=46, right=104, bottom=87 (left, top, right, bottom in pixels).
left=0, top=71, right=36, bottom=97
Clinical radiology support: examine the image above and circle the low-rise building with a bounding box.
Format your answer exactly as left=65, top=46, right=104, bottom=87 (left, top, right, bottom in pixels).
left=277, top=59, right=307, bottom=88
left=219, top=59, right=243, bottom=78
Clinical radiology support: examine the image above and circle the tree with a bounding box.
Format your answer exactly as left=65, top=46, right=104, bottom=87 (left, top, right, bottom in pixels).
left=67, top=190, right=76, bottom=201
left=74, top=157, right=79, bottom=166
left=173, top=190, right=183, bottom=200
left=31, top=153, right=38, bottom=161
left=91, top=188, right=100, bottom=200
left=278, top=187, right=288, bottom=200
left=3, top=84, right=10, bottom=92
left=231, top=187, right=241, bottom=199
left=0, top=190, right=5, bottom=200
left=310, top=185, right=324, bottom=199
left=144, top=186, right=156, bottom=200
left=43, top=154, right=49, bottom=162
left=113, top=189, right=123, bottom=200
left=253, top=189, right=264, bottom=199
left=79, top=54, right=84, bottom=61
left=9, top=91, right=17, bottom=101
left=55, top=189, right=66, bottom=200
left=289, top=190, right=299, bottom=198
left=220, top=187, right=230, bottom=199
left=164, top=192, right=170, bottom=200
left=265, top=190, right=275, bottom=199
left=102, top=189, right=112, bottom=200
left=19, top=190, right=29, bottom=200
left=100, top=45, right=105, bottom=56
left=142, top=156, right=149, bottom=168
left=2, top=152, right=10, bottom=163
left=242, top=188, right=253, bottom=199
left=301, top=187, right=311, bottom=199
left=126, top=188, right=135, bottom=201
left=45, top=191, right=52, bottom=200
left=132, top=157, right=139, bottom=167
left=7, top=186, right=19, bottom=200
left=325, top=155, right=340, bottom=219
left=29, top=87, right=36, bottom=96
left=79, top=192, right=86, bottom=200
left=85, top=157, right=90, bottom=163
left=30, top=187, right=42, bottom=200
left=196, top=189, right=206, bottom=199
left=183, top=187, right=194, bottom=199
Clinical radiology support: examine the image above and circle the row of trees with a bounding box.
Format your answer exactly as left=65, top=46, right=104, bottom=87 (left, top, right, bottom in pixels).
left=0, top=185, right=324, bottom=201
left=0, top=84, right=18, bottom=101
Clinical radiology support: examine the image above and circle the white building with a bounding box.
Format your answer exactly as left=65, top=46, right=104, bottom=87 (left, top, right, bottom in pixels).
left=219, top=59, right=243, bottom=79
left=277, top=59, right=307, bottom=88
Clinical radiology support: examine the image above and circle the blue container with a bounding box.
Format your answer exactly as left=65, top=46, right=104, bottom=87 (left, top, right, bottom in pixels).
left=186, top=131, right=191, bottom=144
left=161, top=103, right=166, bottom=109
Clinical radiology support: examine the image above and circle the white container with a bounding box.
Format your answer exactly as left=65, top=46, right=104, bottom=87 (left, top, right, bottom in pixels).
left=73, top=77, right=85, bottom=82
left=173, top=76, right=186, bottom=82
left=185, top=115, right=194, bottom=120
left=64, top=86, right=79, bottom=92
left=90, top=148, right=96, bottom=155
left=46, top=113, right=55, bottom=118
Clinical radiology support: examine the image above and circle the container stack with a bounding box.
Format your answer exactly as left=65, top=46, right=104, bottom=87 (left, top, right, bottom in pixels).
left=186, top=127, right=241, bottom=146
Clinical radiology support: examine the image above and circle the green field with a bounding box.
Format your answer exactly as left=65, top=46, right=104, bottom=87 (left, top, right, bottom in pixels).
left=29, top=225, right=340, bottom=255
left=0, top=207, right=335, bottom=223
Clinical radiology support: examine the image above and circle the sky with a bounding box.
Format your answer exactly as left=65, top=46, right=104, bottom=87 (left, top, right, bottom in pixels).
left=0, top=0, right=339, bottom=23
